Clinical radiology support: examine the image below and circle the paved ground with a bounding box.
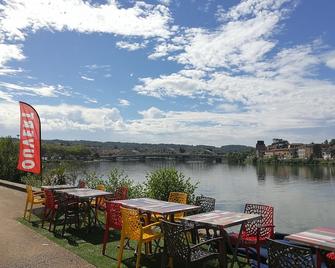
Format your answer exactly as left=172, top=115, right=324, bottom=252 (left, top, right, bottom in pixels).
left=0, top=185, right=94, bottom=268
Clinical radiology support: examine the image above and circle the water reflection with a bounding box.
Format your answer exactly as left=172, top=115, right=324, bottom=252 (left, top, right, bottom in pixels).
left=255, top=164, right=335, bottom=183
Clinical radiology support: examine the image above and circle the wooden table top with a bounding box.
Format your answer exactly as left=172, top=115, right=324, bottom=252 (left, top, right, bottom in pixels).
left=182, top=210, right=261, bottom=228
left=41, top=185, right=77, bottom=190
left=56, top=188, right=112, bottom=198
left=112, top=198, right=199, bottom=215
left=286, top=227, right=335, bottom=251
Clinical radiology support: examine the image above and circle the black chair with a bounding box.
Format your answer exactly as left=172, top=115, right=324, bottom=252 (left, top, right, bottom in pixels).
left=61, top=194, right=82, bottom=236
left=195, top=195, right=215, bottom=213
left=193, top=195, right=218, bottom=241
left=160, top=220, right=225, bottom=268
left=251, top=239, right=315, bottom=268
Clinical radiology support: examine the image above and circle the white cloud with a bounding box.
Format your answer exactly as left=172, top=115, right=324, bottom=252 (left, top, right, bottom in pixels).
left=0, top=81, right=71, bottom=97
left=0, top=43, right=25, bottom=74
left=0, top=101, right=125, bottom=132
left=323, top=51, right=335, bottom=70
left=0, top=90, right=13, bottom=102
left=118, top=99, right=130, bottom=106
left=116, top=41, right=147, bottom=51
left=139, top=107, right=165, bottom=119
left=158, top=0, right=171, bottom=6
left=81, top=75, right=95, bottom=81
left=0, top=0, right=172, bottom=41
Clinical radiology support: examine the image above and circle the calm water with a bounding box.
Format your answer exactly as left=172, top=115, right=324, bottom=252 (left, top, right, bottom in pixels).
left=77, top=160, right=335, bottom=234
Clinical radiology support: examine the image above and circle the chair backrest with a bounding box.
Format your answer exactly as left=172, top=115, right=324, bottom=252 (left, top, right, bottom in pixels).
left=120, top=207, right=142, bottom=240
left=168, top=192, right=187, bottom=218
left=44, top=189, right=57, bottom=209
left=244, top=203, right=274, bottom=238
left=96, top=184, right=106, bottom=206
left=105, top=201, right=122, bottom=230
left=168, top=192, right=187, bottom=204
left=26, top=185, right=33, bottom=202
left=114, top=186, right=128, bottom=200
left=78, top=180, right=86, bottom=188
left=161, top=220, right=190, bottom=263
left=267, top=239, right=315, bottom=268
left=96, top=184, right=106, bottom=191
left=195, top=195, right=215, bottom=213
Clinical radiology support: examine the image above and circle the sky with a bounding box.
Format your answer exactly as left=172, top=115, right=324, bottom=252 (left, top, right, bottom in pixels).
left=0, top=0, right=335, bottom=146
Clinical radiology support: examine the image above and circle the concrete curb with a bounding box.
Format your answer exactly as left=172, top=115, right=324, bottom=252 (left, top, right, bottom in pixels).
left=0, top=179, right=40, bottom=192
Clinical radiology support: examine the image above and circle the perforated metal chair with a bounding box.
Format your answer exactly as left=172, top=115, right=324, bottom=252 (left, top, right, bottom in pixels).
left=230, top=203, right=274, bottom=268
left=117, top=207, right=162, bottom=268
left=113, top=186, right=128, bottom=200
left=160, top=220, right=225, bottom=268
left=23, top=185, right=45, bottom=222
left=168, top=192, right=187, bottom=220
left=326, top=252, right=335, bottom=268
left=102, top=201, right=122, bottom=255
left=42, top=189, right=59, bottom=231
left=193, top=195, right=217, bottom=241
left=264, top=239, right=315, bottom=268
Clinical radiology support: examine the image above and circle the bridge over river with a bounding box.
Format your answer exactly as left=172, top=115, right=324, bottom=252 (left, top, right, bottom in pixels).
left=99, top=153, right=225, bottom=163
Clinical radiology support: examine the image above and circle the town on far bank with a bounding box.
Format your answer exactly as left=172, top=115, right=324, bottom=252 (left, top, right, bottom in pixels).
left=256, top=138, right=335, bottom=161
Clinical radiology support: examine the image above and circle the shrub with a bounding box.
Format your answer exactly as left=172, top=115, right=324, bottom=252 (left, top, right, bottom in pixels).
left=0, top=136, right=23, bottom=182
left=144, top=168, right=198, bottom=204
left=83, top=168, right=145, bottom=198
left=106, top=168, right=145, bottom=198
left=82, top=171, right=105, bottom=189
left=21, top=163, right=78, bottom=187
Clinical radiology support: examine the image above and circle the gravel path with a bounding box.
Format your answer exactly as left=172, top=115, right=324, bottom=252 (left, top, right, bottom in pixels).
left=0, top=185, right=94, bottom=268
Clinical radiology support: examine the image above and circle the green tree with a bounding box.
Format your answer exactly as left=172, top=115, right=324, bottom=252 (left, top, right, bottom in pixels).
left=144, top=168, right=198, bottom=204
left=0, top=136, right=22, bottom=182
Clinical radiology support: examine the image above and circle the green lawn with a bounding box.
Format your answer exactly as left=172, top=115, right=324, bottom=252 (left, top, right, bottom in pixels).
left=18, top=211, right=249, bottom=268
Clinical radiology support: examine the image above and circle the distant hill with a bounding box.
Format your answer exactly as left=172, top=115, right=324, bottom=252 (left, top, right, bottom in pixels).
left=43, top=139, right=254, bottom=155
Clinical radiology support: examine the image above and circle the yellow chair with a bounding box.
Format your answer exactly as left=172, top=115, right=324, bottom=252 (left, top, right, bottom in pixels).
left=168, top=192, right=187, bottom=220
left=23, top=185, right=45, bottom=222
left=117, top=207, right=162, bottom=268
left=92, top=184, right=106, bottom=224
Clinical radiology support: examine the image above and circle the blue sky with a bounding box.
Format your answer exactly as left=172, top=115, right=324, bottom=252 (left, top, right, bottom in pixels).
left=0, top=0, right=335, bottom=146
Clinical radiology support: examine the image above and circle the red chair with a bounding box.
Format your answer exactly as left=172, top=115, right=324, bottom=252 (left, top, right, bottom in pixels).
left=42, top=189, right=59, bottom=231
left=78, top=180, right=86, bottom=188
left=102, top=201, right=123, bottom=255
left=230, top=203, right=274, bottom=268
left=326, top=252, right=335, bottom=268
left=113, top=186, right=128, bottom=200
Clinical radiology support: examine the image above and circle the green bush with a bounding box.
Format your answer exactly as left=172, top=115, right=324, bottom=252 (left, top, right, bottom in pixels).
left=144, top=168, right=198, bottom=204
left=21, top=163, right=78, bottom=187
left=83, top=168, right=145, bottom=198
left=106, top=168, right=145, bottom=198
left=0, top=136, right=23, bottom=182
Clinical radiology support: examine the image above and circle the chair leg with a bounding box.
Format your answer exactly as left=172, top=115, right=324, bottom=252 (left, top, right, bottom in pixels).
left=28, top=202, right=34, bottom=222
left=62, top=212, right=68, bottom=237
left=257, top=246, right=260, bottom=268
left=42, top=207, right=50, bottom=228
left=102, top=225, right=109, bottom=255
left=23, top=200, right=29, bottom=219
left=48, top=210, right=55, bottom=231
left=136, top=240, right=143, bottom=268
left=168, top=257, right=173, bottom=268
left=117, top=232, right=126, bottom=268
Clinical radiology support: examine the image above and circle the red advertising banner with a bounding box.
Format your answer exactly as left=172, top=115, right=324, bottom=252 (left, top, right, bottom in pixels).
left=17, top=101, right=41, bottom=174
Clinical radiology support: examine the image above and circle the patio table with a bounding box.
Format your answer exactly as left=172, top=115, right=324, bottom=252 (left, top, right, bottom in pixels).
left=112, top=197, right=199, bottom=221
left=285, top=227, right=335, bottom=268
left=56, top=188, right=112, bottom=230
left=182, top=210, right=261, bottom=268
left=41, top=184, right=77, bottom=191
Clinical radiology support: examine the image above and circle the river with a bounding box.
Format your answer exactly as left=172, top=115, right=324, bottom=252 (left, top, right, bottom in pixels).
left=73, top=160, right=335, bottom=234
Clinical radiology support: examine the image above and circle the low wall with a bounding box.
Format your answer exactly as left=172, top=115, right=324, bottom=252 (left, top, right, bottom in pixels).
left=0, top=179, right=39, bottom=192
